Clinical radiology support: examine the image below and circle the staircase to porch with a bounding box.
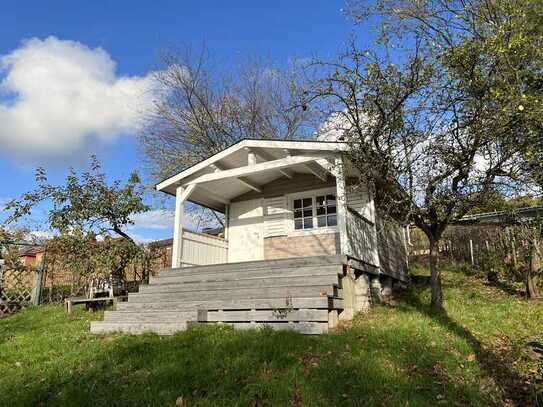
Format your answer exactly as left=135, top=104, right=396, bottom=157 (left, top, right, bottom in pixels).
left=90, top=256, right=347, bottom=335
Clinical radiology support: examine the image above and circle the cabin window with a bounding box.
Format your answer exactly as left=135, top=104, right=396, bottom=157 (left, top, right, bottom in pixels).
left=293, top=197, right=313, bottom=230
left=293, top=193, right=337, bottom=230
left=316, top=194, right=337, bottom=227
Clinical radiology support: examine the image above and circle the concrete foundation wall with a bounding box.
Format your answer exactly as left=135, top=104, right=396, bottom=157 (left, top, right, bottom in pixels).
left=264, top=232, right=340, bottom=260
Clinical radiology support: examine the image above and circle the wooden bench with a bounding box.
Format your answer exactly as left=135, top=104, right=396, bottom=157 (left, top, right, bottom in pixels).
left=65, top=296, right=125, bottom=314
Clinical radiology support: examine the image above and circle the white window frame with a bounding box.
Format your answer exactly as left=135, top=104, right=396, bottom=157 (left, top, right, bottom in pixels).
left=287, top=187, right=338, bottom=236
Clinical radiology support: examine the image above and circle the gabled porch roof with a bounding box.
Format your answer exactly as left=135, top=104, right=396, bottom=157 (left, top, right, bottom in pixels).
left=155, top=139, right=350, bottom=212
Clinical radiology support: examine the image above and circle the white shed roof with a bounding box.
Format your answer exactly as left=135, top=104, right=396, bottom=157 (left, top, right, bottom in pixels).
left=156, top=139, right=349, bottom=212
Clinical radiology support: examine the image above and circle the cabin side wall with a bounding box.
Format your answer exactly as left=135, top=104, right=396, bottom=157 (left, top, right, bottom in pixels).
left=344, top=181, right=408, bottom=281
left=375, top=217, right=409, bottom=281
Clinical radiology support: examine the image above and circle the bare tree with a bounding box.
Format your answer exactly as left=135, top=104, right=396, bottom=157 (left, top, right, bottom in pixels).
left=140, top=48, right=314, bottom=182
left=305, top=0, right=542, bottom=309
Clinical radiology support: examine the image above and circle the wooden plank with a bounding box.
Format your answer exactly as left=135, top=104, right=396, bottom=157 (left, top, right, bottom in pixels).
left=117, top=296, right=340, bottom=312
left=103, top=310, right=204, bottom=323
left=150, top=264, right=342, bottom=285
left=128, top=285, right=338, bottom=303
left=206, top=309, right=329, bottom=322
left=90, top=321, right=188, bottom=335
left=228, top=322, right=328, bottom=335
left=232, top=173, right=335, bottom=202
left=164, top=254, right=346, bottom=275
left=186, top=156, right=326, bottom=186
left=140, top=275, right=339, bottom=294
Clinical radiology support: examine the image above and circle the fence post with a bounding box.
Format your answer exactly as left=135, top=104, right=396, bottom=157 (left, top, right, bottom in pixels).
left=469, top=239, right=474, bottom=266
left=31, top=261, right=45, bottom=306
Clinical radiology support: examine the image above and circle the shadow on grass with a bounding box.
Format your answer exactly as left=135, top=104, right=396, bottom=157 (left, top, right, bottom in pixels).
left=2, top=322, right=489, bottom=406
left=397, top=288, right=530, bottom=405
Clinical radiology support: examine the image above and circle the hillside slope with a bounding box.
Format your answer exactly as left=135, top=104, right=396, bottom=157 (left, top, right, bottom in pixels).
left=0, top=265, right=541, bottom=406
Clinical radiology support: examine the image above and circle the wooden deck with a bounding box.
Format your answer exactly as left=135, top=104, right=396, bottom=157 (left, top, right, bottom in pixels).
left=90, top=255, right=362, bottom=335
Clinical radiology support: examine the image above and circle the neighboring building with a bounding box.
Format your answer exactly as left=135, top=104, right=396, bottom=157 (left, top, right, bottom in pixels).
left=18, top=246, right=45, bottom=267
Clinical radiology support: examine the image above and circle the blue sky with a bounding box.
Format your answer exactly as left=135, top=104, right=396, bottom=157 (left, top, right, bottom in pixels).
left=0, top=1, right=355, bottom=242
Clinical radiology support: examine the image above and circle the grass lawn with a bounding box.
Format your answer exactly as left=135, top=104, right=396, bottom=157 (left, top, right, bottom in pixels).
left=0, top=265, right=541, bottom=406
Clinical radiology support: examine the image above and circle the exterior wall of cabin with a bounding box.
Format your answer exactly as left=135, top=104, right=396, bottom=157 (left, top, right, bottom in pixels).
left=224, top=169, right=408, bottom=280
left=375, top=217, right=409, bottom=281
left=344, top=182, right=379, bottom=266
left=227, top=174, right=340, bottom=262
left=264, top=232, right=340, bottom=259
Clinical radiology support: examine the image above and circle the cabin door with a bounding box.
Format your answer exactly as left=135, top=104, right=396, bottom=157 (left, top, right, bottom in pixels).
left=228, top=199, right=264, bottom=262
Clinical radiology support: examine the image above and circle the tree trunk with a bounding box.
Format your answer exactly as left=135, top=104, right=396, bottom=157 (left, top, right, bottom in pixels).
left=527, top=237, right=541, bottom=299
left=429, top=238, right=443, bottom=309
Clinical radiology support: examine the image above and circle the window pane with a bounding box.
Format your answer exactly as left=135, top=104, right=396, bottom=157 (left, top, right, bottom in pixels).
left=294, top=209, right=302, bottom=219
left=316, top=206, right=325, bottom=216
left=303, top=209, right=313, bottom=218
left=317, top=216, right=327, bottom=227
left=304, top=218, right=313, bottom=229
left=295, top=219, right=303, bottom=230
left=328, top=205, right=336, bottom=214
left=303, top=198, right=312, bottom=208
left=316, top=195, right=325, bottom=206
left=328, top=215, right=337, bottom=226
left=326, top=194, right=336, bottom=204
left=294, top=199, right=301, bottom=209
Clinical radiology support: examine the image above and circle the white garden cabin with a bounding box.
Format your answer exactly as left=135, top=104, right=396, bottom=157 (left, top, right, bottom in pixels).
left=90, top=139, right=410, bottom=335
left=156, top=139, right=407, bottom=282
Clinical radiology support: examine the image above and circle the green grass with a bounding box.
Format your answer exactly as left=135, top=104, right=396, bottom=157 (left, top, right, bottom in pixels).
left=0, top=265, right=541, bottom=406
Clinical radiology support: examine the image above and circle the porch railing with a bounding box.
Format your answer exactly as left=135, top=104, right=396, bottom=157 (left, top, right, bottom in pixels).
left=179, top=230, right=228, bottom=267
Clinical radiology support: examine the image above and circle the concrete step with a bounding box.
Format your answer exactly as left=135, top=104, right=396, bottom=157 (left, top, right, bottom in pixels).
left=161, top=255, right=346, bottom=277
left=150, top=264, right=343, bottom=285
left=116, top=297, right=344, bottom=312
left=140, top=275, right=340, bottom=294
left=90, top=321, right=189, bottom=335
left=128, top=285, right=339, bottom=303
left=103, top=310, right=205, bottom=323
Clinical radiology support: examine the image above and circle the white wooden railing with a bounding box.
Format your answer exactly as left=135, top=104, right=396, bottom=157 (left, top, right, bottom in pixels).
left=179, top=230, right=228, bottom=267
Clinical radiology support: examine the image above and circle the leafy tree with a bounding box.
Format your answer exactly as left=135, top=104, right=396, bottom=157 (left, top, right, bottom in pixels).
left=306, top=0, right=543, bottom=308
left=3, top=157, right=149, bottom=284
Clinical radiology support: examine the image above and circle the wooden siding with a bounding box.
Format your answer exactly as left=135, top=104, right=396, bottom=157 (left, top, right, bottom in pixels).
left=376, top=217, right=409, bottom=281
left=232, top=173, right=335, bottom=201
left=181, top=230, right=228, bottom=267
left=346, top=209, right=379, bottom=266
left=345, top=182, right=379, bottom=266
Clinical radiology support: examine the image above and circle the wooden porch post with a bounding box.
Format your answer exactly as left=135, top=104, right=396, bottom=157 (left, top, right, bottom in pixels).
left=335, top=156, right=350, bottom=256
left=172, top=185, right=185, bottom=268
left=172, top=184, right=196, bottom=268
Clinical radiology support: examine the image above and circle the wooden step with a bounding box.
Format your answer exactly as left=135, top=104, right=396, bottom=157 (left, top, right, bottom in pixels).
left=90, top=321, right=189, bottom=335
left=140, top=275, right=340, bottom=294
left=162, top=255, right=346, bottom=276
left=116, top=297, right=344, bottom=312
left=128, top=285, right=339, bottom=303
left=206, top=309, right=329, bottom=322
left=150, top=264, right=343, bottom=285
left=103, top=310, right=206, bottom=323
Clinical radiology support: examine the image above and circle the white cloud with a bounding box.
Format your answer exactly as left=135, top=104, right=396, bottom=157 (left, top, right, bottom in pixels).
left=129, top=209, right=174, bottom=231
left=29, top=230, right=54, bottom=241
left=0, top=36, right=157, bottom=159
